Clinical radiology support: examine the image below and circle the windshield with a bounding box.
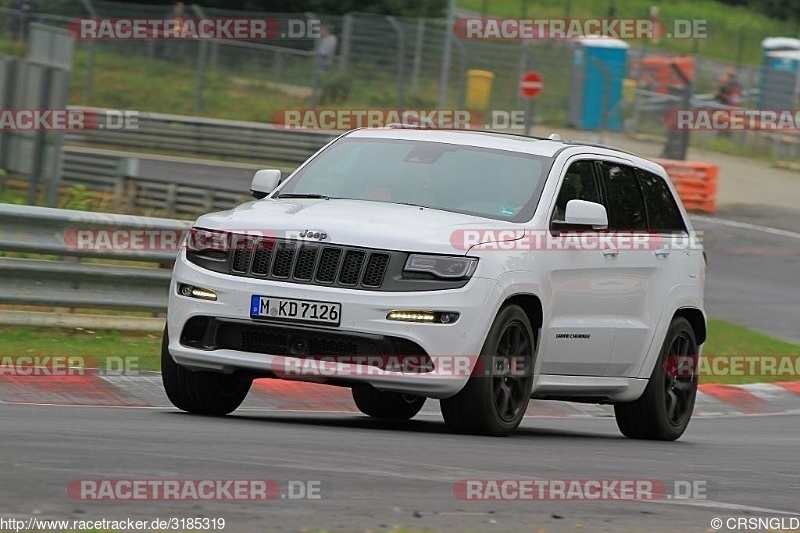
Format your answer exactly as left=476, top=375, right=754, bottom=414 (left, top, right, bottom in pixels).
left=275, top=137, right=553, bottom=222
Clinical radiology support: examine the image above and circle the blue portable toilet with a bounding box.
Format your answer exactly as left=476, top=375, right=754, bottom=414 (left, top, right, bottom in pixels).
left=760, top=49, right=800, bottom=109
left=567, top=37, right=629, bottom=132
left=759, top=38, right=800, bottom=108
left=761, top=37, right=800, bottom=65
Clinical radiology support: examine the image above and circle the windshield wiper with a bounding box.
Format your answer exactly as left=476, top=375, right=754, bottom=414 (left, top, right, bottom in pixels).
left=276, top=194, right=425, bottom=208
left=395, top=201, right=429, bottom=209
left=275, top=193, right=334, bottom=199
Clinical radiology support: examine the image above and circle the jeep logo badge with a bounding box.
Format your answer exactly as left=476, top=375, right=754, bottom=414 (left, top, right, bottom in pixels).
left=298, top=229, right=328, bottom=241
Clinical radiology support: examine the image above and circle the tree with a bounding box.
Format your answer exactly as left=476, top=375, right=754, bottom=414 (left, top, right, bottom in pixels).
left=716, top=0, right=800, bottom=21
left=130, top=0, right=447, bottom=17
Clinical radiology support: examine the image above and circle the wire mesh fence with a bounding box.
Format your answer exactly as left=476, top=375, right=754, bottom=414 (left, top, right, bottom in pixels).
left=1, top=0, right=800, bottom=161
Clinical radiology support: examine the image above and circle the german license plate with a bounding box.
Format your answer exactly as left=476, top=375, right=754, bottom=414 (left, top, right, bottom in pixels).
left=250, top=295, right=341, bottom=326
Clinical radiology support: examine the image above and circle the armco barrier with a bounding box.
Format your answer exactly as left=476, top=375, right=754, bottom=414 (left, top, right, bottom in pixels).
left=651, top=158, right=719, bottom=213
left=0, top=204, right=190, bottom=312
left=65, top=107, right=338, bottom=166
left=33, top=146, right=259, bottom=217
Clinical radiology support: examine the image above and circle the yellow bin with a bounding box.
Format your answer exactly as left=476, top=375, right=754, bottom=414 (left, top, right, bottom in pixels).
left=623, top=78, right=637, bottom=101
left=466, top=70, right=495, bottom=109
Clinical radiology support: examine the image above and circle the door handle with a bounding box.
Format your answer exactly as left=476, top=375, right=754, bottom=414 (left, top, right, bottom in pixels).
left=654, top=249, right=671, bottom=257
left=602, top=249, right=620, bottom=257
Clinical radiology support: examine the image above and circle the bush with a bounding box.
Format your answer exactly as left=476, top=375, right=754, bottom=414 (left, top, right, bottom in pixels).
left=319, top=73, right=352, bottom=104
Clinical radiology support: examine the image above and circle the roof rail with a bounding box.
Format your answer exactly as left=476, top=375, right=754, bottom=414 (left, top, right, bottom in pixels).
left=384, top=122, right=421, bottom=129
left=561, top=140, right=639, bottom=157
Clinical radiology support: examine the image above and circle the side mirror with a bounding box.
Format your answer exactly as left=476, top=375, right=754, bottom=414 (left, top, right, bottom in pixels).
left=250, top=169, right=282, bottom=199
left=562, top=200, right=608, bottom=229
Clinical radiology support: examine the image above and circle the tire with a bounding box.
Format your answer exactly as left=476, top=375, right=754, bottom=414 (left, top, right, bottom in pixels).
left=440, top=305, right=535, bottom=436
left=161, top=329, right=252, bottom=416
left=351, top=387, right=425, bottom=420
left=614, top=317, right=699, bottom=441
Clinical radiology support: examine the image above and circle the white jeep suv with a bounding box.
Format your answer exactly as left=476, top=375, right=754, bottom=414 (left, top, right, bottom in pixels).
left=163, top=128, right=706, bottom=440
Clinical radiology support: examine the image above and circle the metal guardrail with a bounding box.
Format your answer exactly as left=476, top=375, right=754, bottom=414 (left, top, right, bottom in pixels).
left=124, top=177, right=247, bottom=217
left=58, top=146, right=259, bottom=217
left=633, top=89, right=751, bottom=113
left=3, top=103, right=334, bottom=216
left=44, top=108, right=337, bottom=216
left=60, top=147, right=132, bottom=192
left=0, top=204, right=189, bottom=312
left=65, top=107, right=337, bottom=166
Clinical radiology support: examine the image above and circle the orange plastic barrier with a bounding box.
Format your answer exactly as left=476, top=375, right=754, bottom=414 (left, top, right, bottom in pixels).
left=651, top=158, right=719, bottom=213
left=634, top=56, right=695, bottom=94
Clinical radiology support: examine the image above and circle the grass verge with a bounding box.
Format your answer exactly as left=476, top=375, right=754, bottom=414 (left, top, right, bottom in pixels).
left=0, top=318, right=797, bottom=383
left=700, top=319, right=800, bottom=384
left=0, top=326, right=161, bottom=371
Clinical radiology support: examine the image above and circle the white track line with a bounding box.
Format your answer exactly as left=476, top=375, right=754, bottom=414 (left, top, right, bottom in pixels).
left=656, top=498, right=800, bottom=516
left=692, top=215, right=800, bottom=240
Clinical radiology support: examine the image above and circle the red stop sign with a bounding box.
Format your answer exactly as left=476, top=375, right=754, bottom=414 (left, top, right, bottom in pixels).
left=520, top=71, right=543, bottom=99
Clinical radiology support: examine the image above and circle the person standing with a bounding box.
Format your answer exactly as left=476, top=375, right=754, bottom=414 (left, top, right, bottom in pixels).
left=11, top=0, right=35, bottom=42
left=716, top=67, right=741, bottom=106
left=714, top=67, right=741, bottom=137
left=315, top=22, right=338, bottom=74
left=162, top=2, right=186, bottom=59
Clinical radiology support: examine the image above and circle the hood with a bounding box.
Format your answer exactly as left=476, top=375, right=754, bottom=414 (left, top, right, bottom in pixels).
left=194, top=198, right=522, bottom=255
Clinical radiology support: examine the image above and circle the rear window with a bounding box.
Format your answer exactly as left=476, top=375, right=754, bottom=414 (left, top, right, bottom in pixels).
left=597, top=161, right=648, bottom=231
left=636, top=169, right=687, bottom=233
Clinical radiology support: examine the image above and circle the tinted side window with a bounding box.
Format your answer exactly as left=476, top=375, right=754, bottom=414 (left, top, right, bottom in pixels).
left=636, top=169, right=687, bottom=233
left=598, top=162, right=647, bottom=231
left=551, top=160, right=601, bottom=222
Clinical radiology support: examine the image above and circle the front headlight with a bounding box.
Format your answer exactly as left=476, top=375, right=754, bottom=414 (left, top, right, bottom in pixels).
left=185, top=228, right=231, bottom=253
left=404, top=254, right=478, bottom=279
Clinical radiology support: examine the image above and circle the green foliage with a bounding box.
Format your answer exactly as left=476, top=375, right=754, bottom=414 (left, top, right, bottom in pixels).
left=0, top=174, right=25, bottom=206
left=718, top=0, right=800, bottom=21
left=702, top=319, right=800, bottom=384
left=30, top=0, right=85, bottom=15
left=0, top=326, right=161, bottom=370
left=60, top=184, right=93, bottom=211
left=319, top=73, right=352, bottom=104
left=124, top=0, right=447, bottom=17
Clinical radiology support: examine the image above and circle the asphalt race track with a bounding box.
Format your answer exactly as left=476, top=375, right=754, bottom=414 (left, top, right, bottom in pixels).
left=2, top=403, right=799, bottom=532
left=695, top=205, right=800, bottom=344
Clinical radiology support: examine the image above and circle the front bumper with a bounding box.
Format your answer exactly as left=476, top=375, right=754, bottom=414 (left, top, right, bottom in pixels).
left=167, top=252, right=497, bottom=398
